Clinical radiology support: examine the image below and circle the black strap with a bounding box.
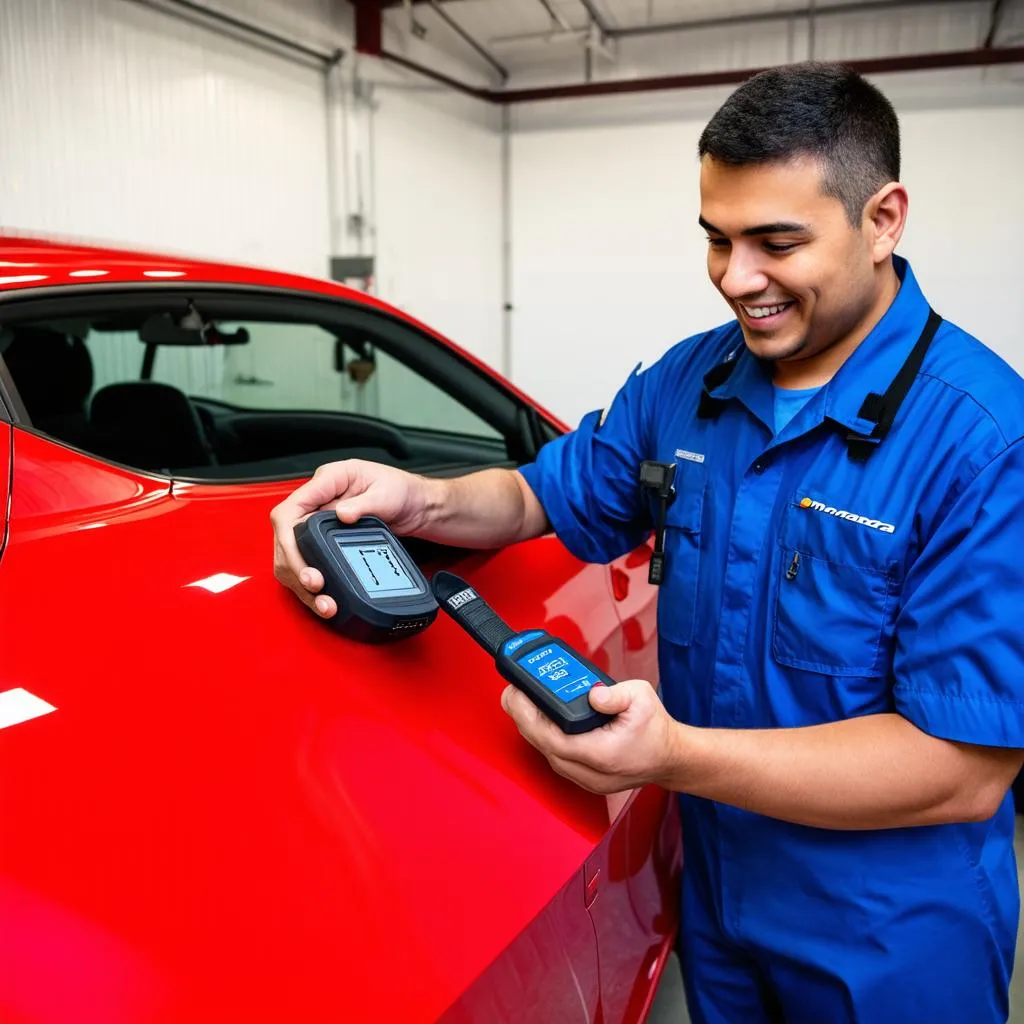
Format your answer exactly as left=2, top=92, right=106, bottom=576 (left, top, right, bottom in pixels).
left=844, top=308, right=942, bottom=462
left=697, top=358, right=739, bottom=418
left=639, top=460, right=677, bottom=586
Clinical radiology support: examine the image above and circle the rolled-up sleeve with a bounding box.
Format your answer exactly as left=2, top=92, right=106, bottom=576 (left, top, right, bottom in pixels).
left=894, top=437, right=1024, bottom=748
left=518, top=364, right=654, bottom=565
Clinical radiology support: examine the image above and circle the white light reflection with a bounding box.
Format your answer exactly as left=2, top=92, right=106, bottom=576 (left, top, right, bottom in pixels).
left=0, top=261, right=41, bottom=267
left=143, top=270, right=186, bottom=278
left=185, top=573, right=250, bottom=594
left=69, top=269, right=110, bottom=278
left=0, top=274, right=48, bottom=285
left=0, top=688, right=57, bottom=730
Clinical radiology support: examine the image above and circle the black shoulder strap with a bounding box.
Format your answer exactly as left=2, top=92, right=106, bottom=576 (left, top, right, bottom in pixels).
left=845, top=308, right=942, bottom=462
left=697, top=357, right=739, bottom=419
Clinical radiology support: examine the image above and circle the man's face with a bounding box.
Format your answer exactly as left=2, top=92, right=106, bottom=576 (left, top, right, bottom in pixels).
left=699, top=155, right=879, bottom=365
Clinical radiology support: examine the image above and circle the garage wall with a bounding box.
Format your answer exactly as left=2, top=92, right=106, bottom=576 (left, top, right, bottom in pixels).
left=371, top=80, right=503, bottom=370
left=0, top=0, right=503, bottom=368
left=0, top=0, right=335, bottom=278
left=507, top=6, right=1024, bottom=424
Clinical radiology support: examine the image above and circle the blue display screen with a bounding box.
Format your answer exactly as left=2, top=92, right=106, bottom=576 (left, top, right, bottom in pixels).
left=515, top=643, right=601, bottom=703
left=336, top=538, right=423, bottom=600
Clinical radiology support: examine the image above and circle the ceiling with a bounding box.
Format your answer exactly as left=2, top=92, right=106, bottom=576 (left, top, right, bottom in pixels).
left=376, top=0, right=1005, bottom=83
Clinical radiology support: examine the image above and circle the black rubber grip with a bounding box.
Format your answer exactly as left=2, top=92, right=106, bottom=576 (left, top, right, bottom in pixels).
left=432, top=570, right=515, bottom=656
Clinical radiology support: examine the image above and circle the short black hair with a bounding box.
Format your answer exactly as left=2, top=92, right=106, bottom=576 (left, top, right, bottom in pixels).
left=698, top=62, right=901, bottom=225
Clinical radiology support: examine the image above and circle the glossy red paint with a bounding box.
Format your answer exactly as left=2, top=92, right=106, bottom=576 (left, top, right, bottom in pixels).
left=0, top=239, right=678, bottom=1022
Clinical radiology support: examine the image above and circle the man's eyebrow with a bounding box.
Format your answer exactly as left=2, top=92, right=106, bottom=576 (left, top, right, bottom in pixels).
left=698, top=216, right=809, bottom=236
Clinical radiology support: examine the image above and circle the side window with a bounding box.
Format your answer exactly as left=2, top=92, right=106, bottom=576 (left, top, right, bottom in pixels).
left=180, top=321, right=501, bottom=440
left=3, top=299, right=517, bottom=480
left=372, top=349, right=503, bottom=437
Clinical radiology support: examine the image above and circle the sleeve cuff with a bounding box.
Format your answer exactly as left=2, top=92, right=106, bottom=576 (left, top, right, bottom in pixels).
left=895, top=684, right=1024, bottom=748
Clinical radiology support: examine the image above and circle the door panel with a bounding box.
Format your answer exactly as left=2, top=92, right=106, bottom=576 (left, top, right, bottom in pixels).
left=437, top=867, right=600, bottom=1024
left=586, top=788, right=682, bottom=1023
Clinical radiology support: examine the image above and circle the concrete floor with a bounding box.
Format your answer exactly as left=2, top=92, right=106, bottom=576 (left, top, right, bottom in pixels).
left=650, top=814, right=1024, bottom=1024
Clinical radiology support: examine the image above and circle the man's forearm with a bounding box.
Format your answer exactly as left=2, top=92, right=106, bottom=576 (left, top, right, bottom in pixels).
left=417, top=469, right=549, bottom=549
left=663, top=712, right=1021, bottom=830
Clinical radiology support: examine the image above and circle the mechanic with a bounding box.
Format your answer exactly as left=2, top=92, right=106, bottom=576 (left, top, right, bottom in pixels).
left=272, top=63, right=1024, bottom=1024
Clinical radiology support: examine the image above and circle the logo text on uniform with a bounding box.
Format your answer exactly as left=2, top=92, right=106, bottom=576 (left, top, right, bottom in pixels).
left=799, top=497, right=896, bottom=534
left=675, top=449, right=705, bottom=464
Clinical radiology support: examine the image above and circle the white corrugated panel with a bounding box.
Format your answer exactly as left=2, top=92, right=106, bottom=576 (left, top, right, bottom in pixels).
left=0, top=0, right=330, bottom=278
left=371, top=77, right=504, bottom=370
left=510, top=90, right=1024, bottom=424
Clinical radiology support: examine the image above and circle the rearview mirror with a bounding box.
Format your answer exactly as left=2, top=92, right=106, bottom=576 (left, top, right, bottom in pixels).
left=140, top=313, right=249, bottom=346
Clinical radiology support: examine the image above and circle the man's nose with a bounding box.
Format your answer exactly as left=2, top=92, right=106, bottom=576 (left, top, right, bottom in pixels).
left=719, top=248, right=770, bottom=300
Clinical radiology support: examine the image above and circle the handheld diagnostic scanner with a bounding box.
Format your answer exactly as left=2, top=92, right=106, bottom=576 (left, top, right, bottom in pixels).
left=294, top=512, right=438, bottom=643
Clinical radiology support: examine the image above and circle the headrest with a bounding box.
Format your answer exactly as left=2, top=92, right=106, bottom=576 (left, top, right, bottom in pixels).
left=90, top=382, right=215, bottom=470
left=2, top=326, right=93, bottom=418
left=91, top=380, right=195, bottom=427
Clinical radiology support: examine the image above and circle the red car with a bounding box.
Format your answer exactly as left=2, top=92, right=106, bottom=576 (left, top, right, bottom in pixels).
left=0, top=236, right=681, bottom=1023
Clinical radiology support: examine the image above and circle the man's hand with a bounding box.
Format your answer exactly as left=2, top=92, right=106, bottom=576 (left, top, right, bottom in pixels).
left=271, top=460, right=435, bottom=620
left=501, top=679, right=681, bottom=795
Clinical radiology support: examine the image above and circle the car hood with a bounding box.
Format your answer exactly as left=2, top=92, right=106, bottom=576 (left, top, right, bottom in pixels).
left=1, top=435, right=619, bottom=1023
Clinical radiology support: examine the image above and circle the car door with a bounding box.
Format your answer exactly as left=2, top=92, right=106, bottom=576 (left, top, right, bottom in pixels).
left=0, top=284, right=653, bottom=1021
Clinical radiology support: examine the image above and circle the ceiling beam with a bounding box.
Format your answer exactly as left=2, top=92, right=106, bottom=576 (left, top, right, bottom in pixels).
left=496, top=45, right=1024, bottom=101
left=379, top=44, right=1024, bottom=103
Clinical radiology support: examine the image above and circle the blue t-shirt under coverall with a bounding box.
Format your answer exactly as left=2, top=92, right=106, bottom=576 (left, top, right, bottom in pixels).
left=518, top=258, right=1024, bottom=1024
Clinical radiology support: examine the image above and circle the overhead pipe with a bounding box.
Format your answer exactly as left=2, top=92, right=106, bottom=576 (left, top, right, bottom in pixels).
left=379, top=49, right=491, bottom=100
left=984, top=0, right=1008, bottom=48
left=379, top=44, right=1024, bottom=104
left=126, top=0, right=340, bottom=65
left=576, top=0, right=611, bottom=35
left=537, top=0, right=574, bottom=33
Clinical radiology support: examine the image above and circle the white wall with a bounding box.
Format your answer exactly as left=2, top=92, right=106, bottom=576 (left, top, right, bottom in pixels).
left=509, top=93, right=1024, bottom=425
left=0, top=0, right=503, bottom=369
left=370, top=79, right=503, bottom=370
left=508, top=8, right=1024, bottom=424
left=0, top=0, right=332, bottom=278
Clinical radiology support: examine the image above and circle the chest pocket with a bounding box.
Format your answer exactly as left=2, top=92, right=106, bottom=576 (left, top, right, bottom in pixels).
left=656, top=462, right=707, bottom=648
left=774, top=499, right=900, bottom=677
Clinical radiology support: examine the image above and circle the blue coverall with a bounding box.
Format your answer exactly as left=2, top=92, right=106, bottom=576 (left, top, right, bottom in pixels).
left=519, top=258, right=1024, bottom=1023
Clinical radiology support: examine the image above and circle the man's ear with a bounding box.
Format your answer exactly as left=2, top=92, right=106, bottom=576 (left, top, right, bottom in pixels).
left=863, top=182, right=908, bottom=265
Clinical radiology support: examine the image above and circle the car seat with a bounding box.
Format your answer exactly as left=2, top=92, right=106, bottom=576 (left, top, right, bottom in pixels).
left=1, top=326, right=94, bottom=447
left=89, top=381, right=218, bottom=473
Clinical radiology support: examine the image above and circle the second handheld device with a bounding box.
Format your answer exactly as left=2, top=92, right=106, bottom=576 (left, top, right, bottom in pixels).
left=432, top=571, right=617, bottom=733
